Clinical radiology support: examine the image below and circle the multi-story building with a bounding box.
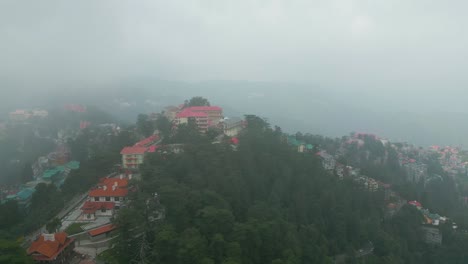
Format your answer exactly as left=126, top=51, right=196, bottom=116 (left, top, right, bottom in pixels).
left=175, top=109, right=209, bottom=132
left=222, top=117, right=244, bottom=137
left=120, top=135, right=160, bottom=169
left=188, top=106, right=223, bottom=125
left=120, top=146, right=147, bottom=169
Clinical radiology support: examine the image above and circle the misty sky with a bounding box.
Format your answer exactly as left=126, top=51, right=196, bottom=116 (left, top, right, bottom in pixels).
left=2, top=0, right=468, bottom=112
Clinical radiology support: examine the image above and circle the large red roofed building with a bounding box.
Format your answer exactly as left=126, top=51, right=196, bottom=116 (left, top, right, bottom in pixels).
left=27, top=232, right=75, bottom=263
left=89, top=178, right=128, bottom=205
left=186, top=106, right=223, bottom=125
left=174, top=106, right=223, bottom=132
left=175, top=109, right=209, bottom=132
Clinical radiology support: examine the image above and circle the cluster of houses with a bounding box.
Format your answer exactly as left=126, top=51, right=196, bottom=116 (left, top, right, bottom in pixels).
left=430, top=145, right=467, bottom=177
left=79, top=175, right=131, bottom=221
left=25, top=173, right=133, bottom=262
left=408, top=200, right=450, bottom=227
left=1, top=149, right=80, bottom=211
left=407, top=200, right=457, bottom=245
left=120, top=103, right=246, bottom=170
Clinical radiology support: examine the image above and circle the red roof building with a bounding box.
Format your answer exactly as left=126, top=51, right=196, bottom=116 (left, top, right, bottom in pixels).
left=120, top=146, right=147, bottom=155
left=174, top=106, right=223, bottom=132
left=80, top=201, right=116, bottom=220
left=408, top=200, right=422, bottom=208
left=88, top=224, right=117, bottom=237
left=81, top=201, right=115, bottom=214
left=134, top=135, right=160, bottom=147
left=89, top=178, right=129, bottom=203
left=27, top=232, right=75, bottom=262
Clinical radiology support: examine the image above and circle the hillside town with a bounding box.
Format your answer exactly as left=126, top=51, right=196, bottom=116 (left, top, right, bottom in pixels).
left=1, top=99, right=468, bottom=263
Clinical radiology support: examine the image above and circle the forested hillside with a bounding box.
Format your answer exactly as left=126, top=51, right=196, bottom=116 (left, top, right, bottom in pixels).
left=101, top=115, right=468, bottom=264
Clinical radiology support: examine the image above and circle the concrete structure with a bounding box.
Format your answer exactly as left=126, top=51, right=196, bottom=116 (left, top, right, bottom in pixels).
left=222, top=117, right=244, bottom=137
left=120, top=146, right=147, bottom=169
left=120, top=135, right=160, bottom=169
left=175, top=109, right=209, bottom=132
left=187, top=106, right=223, bottom=125
left=422, top=227, right=442, bottom=245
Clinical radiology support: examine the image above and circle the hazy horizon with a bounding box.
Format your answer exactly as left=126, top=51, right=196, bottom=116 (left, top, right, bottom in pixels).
left=2, top=0, right=468, bottom=146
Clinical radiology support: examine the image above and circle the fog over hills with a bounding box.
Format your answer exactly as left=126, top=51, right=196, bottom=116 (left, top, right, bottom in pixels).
left=2, top=79, right=467, bottom=148
left=3, top=1, right=468, bottom=147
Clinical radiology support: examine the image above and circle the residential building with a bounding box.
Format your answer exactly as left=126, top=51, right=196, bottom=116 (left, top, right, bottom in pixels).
left=88, top=178, right=128, bottom=207
left=367, top=178, right=379, bottom=192
left=422, top=227, right=442, bottom=245
left=120, top=146, right=147, bottom=169
left=222, top=117, right=244, bottom=137
left=120, top=135, right=161, bottom=169
left=27, top=232, right=75, bottom=263
left=80, top=201, right=115, bottom=221
left=335, top=163, right=345, bottom=179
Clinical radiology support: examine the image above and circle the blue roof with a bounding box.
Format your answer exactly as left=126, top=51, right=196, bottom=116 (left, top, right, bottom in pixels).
left=16, top=188, right=35, bottom=200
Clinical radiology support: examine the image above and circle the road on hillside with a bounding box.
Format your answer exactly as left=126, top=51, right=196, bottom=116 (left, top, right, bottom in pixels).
left=23, top=192, right=88, bottom=248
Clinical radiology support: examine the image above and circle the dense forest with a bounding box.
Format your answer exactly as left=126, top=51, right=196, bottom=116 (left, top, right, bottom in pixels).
left=100, top=115, right=468, bottom=264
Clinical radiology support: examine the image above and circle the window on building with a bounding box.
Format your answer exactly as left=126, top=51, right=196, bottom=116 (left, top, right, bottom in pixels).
left=101, top=208, right=106, bottom=213
left=87, top=214, right=91, bottom=219
left=115, top=197, right=120, bottom=201
left=106, top=197, right=111, bottom=201
left=94, top=197, right=99, bottom=201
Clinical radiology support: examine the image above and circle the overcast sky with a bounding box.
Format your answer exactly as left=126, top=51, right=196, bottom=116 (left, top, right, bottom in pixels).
left=1, top=0, right=468, bottom=107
